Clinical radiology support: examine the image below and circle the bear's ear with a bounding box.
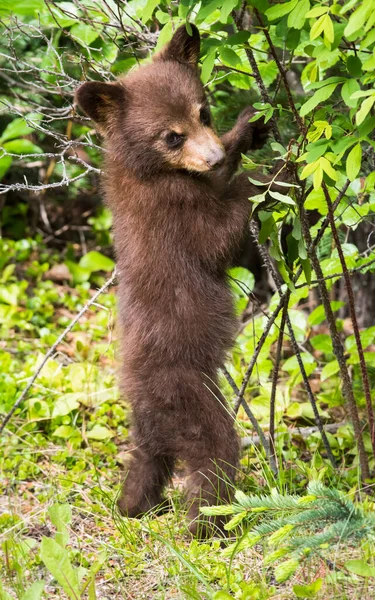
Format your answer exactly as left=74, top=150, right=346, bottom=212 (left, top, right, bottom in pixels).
left=75, top=81, right=126, bottom=126
left=156, top=24, right=200, bottom=66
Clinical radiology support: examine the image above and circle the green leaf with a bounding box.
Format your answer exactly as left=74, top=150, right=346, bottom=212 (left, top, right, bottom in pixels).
left=79, top=251, right=115, bottom=272
left=21, top=581, right=46, bottom=600
left=360, top=27, right=375, bottom=50
left=310, top=14, right=326, bottom=40
left=196, top=0, right=220, bottom=21
left=219, top=46, right=241, bottom=67
left=225, top=31, right=250, bottom=45
left=321, top=360, right=340, bottom=381
left=53, top=425, right=78, bottom=439
left=87, top=424, right=113, bottom=440
left=347, top=55, right=363, bottom=77
left=356, top=96, right=375, bottom=126
left=346, top=143, right=362, bottom=181
left=141, top=0, right=159, bottom=22
left=266, top=0, right=298, bottom=21
left=228, top=267, right=255, bottom=294
left=300, top=83, right=338, bottom=117
left=234, top=489, right=249, bottom=504
left=301, top=258, right=312, bottom=284
left=48, top=504, right=72, bottom=547
left=65, top=261, right=91, bottom=284
left=200, top=504, right=234, bottom=516
left=0, top=0, right=45, bottom=16
left=269, top=524, right=295, bottom=545
left=308, top=301, right=345, bottom=326
left=0, top=113, right=42, bottom=144
left=40, top=537, right=80, bottom=600
left=268, top=190, right=296, bottom=206
left=258, top=214, right=275, bottom=244
left=293, top=578, right=323, bottom=598
left=0, top=156, right=12, bottom=180
left=48, top=504, right=72, bottom=528
left=345, top=559, right=375, bottom=578
left=220, top=0, right=240, bottom=23
left=2, top=140, right=43, bottom=154
left=341, top=79, right=360, bottom=108
left=212, top=592, right=234, bottom=599
left=250, top=193, right=266, bottom=206
left=201, top=51, right=216, bottom=84
left=283, top=352, right=316, bottom=373
left=351, top=90, right=375, bottom=99
left=310, top=334, right=333, bottom=354
left=70, top=23, right=102, bottom=46
left=344, top=0, right=373, bottom=37
left=306, top=6, right=328, bottom=18
left=306, top=76, right=346, bottom=90
left=52, top=393, right=80, bottom=418
left=323, top=15, right=334, bottom=43
left=287, top=0, right=310, bottom=29
left=320, top=156, right=337, bottom=180
left=28, top=399, right=50, bottom=420
left=155, top=21, right=174, bottom=51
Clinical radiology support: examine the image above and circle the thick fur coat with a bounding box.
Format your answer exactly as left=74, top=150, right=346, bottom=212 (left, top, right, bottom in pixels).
left=76, top=25, right=271, bottom=535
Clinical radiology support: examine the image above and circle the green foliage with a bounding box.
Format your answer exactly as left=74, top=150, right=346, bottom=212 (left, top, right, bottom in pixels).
left=204, top=482, right=375, bottom=583
left=1, top=1, right=375, bottom=598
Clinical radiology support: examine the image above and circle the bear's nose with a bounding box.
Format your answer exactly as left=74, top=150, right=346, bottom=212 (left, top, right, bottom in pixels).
left=206, top=149, right=226, bottom=169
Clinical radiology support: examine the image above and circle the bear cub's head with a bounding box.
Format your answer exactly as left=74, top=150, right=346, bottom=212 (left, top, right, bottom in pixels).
left=75, top=25, right=226, bottom=178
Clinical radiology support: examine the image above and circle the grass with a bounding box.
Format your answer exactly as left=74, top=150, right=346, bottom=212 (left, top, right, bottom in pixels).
left=2, top=442, right=375, bottom=599
left=1, top=242, right=375, bottom=599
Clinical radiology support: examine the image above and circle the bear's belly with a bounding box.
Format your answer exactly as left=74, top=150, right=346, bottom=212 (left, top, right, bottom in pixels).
left=119, top=275, right=236, bottom=368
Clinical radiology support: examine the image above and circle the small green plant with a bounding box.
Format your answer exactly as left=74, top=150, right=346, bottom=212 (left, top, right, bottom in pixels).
left=2, top=504, right=106, bottom=600
left=202, top=481, right=375, bottom=583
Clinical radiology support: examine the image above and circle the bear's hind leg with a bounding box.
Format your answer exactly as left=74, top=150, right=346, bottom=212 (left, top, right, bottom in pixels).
left=185, top=454, right=238, bottom=538
left=117, top=448, right=174, bottom=518
left=181, top=402, right=240, bottom=537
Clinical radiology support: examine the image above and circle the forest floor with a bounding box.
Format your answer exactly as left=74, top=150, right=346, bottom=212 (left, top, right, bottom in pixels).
left=1, top=245, right=375, bottom=600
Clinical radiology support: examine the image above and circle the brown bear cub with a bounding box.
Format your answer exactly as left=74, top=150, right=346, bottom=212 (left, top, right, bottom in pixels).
left=76, top=24, right=270, bottom=536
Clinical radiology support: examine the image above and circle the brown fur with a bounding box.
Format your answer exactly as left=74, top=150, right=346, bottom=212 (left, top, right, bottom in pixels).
left=76, top=25, right=272, bottom=536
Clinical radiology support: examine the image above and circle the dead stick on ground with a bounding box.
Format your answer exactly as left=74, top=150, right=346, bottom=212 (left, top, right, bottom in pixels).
left=0, top=269, right=117, bottom=435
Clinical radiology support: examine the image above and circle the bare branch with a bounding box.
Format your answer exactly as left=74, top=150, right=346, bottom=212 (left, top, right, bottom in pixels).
left=323, top=183, right=375, bottom=462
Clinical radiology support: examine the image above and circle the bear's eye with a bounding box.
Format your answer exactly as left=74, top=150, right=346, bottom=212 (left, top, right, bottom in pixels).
left=166, top=131, right=185, bottom=149
left=199, top=106, right=211, bottom=126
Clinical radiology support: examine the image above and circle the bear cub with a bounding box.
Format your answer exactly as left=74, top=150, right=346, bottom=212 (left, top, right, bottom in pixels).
left=76, top=24, right=270, bottom=536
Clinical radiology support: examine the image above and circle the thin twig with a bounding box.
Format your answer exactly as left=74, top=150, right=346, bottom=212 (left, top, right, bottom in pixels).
left=222, top=366, right=272, bottom=461
left=323, top=182, right=375, bottom=462
left=233, top=293, right=286, bottom=415
left=269, top=289, right=289, bottom=472
left=232, top=9, right=282, bottom=144
left=300, top=201, right=370, bottom=479
left=0, top=270, right=117, bottom=434
left=310, top=180, right=351, bottom=253
left=254, top=9, right=306, bottom=134
left=249, top=221, right=337, bottom=468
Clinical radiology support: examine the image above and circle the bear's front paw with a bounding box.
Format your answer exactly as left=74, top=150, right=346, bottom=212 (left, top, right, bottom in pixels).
left=237, top=106, right=270, bottom=150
